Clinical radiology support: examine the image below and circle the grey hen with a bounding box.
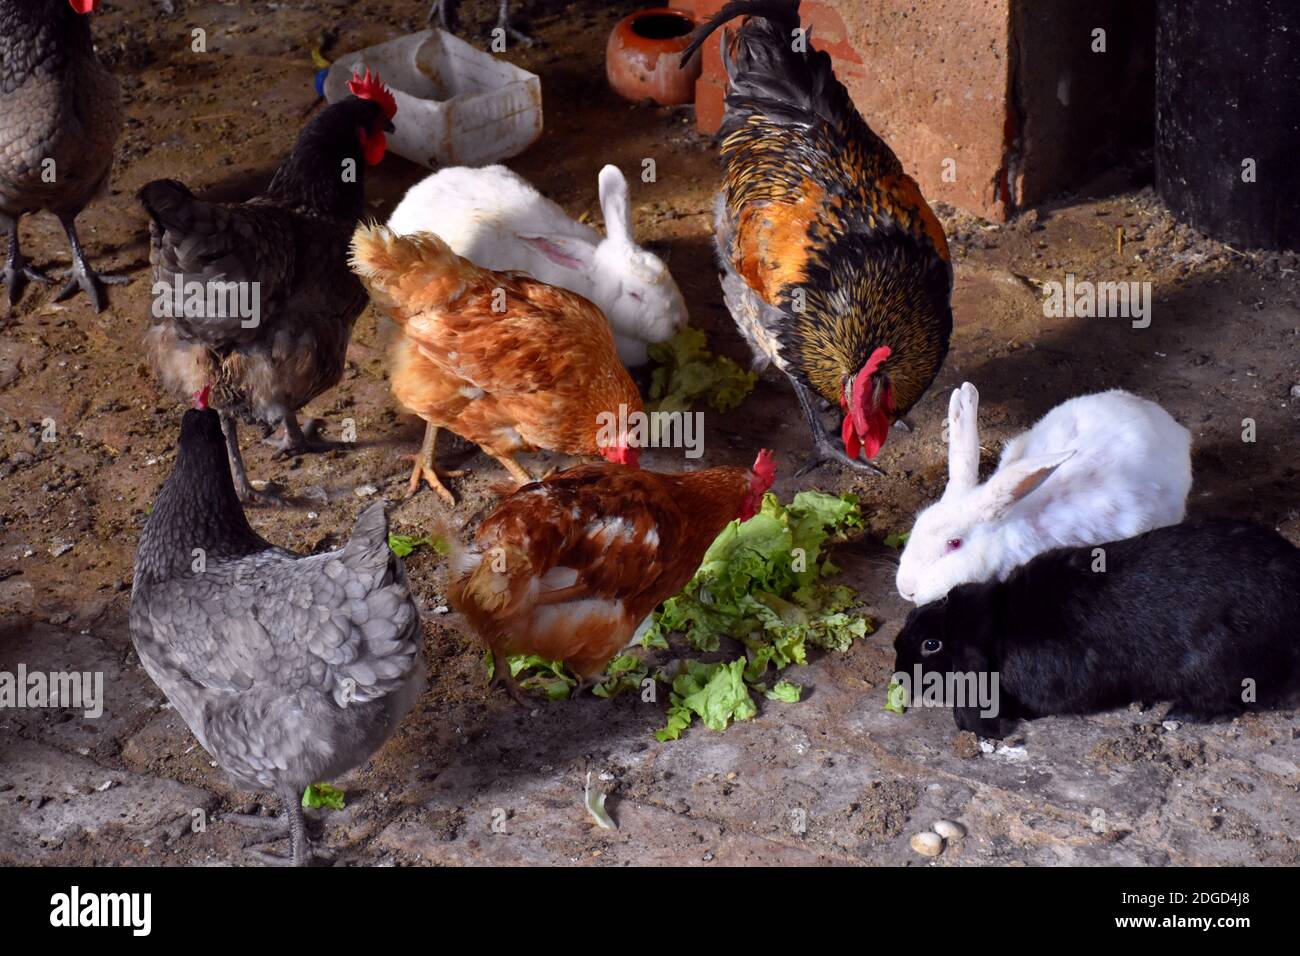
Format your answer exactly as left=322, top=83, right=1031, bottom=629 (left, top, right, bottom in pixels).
left=130, top=406, right=426, bottom=865
left=0, top=0, right=123, bottom=310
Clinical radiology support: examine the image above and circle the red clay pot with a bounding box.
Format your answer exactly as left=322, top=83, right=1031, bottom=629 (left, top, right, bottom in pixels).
left=606, top=7, right=702, bottom=106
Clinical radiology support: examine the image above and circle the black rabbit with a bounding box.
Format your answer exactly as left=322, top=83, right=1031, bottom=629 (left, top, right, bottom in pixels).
left=892, top=519, right=1300, bottom=737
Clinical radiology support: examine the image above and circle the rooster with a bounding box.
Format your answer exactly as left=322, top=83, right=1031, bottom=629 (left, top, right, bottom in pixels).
left=130, top=399, right=425, bottom=866
left=683, top=0, right=952, bottom=476
left=349, top=224, right=644, bottom=503
left=139, top=71, right=397, bottom=504
left=0, top=0, right=123, bottom=311
left=443, top=449, right=777, bottom=698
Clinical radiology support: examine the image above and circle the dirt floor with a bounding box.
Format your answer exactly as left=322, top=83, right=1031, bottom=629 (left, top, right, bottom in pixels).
left=2, top=0, right=1298, bottom=866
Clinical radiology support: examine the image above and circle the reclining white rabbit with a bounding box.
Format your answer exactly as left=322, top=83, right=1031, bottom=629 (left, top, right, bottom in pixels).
left=387, top=163, right=687, bottom=366
left=895, top=383, right=1192, bottom=605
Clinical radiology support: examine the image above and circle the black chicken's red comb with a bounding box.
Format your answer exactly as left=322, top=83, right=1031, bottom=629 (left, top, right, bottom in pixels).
left=348, top=68, right=397, bottom=120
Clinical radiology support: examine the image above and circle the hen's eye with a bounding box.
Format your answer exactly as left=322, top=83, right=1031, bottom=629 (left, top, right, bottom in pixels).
left=921, top=638, right=942, bottom=656
left=945, top=538, right=962, bottom=553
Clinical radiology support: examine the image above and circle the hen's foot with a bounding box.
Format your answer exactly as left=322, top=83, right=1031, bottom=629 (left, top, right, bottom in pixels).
left=796, top=438, right=885, bottom=478
left=265, top=417, right=348, bottom=458
left=404, top=455, right=462, bottom=503
left=53, top=267, right=125, bottom=313
left=3, top=255, right=52, bottom=306
left=489, top=451, right=533, bottom=486
left=490, top=665, right=531, bottom=706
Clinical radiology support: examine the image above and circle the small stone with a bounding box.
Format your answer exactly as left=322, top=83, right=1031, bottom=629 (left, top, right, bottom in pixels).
left=1162, top=720, right=1182, bottom=731
left=933, top=819, right=965, bottom=841
left=1290, top=384, right=1300, bottom=399
left=354, top=484, right=378, bottom=498
left=49, top=542, right=73, bottom=557
left=910, top=831, right=944, bottom=857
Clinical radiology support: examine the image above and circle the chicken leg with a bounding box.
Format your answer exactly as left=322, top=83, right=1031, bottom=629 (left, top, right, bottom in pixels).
left=2, top=215, right=52, bottom=307
left=220, top=411, right=283, bottom=505
left=264, top=411, right=348, bottom=458
left=493, top=0, right=536, bottom=46
left=792, top=378, right=884, bottom=478
left=232, top=794, right=314, bottom=867
left=405, top=422, right=465, bottom=503
left=487, top=449, right=533, bottom=486
left=53, top=213, right=125, bottom=313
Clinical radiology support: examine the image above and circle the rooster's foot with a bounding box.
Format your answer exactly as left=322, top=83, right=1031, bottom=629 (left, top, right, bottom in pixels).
left=3, top=256, right=52, bottom=306
left=796, top=439, right=885, bottom=478
left=493, top=0, right=536, bottom=46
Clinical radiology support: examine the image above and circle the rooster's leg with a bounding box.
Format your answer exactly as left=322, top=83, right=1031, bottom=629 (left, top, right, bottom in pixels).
left=405, top=423, right=463, bottom=503
left=220, top=412, right=283, bottom=505
left=53, top=214, right=125, bottom=313
left=1, top=215, right=52, bottom=307
left=493, top=0, right=536, bottom=46
left=488, top=450, right=533, bottom=486
left=791, top=379, right=884, bottom=478
left=428, top=0, right=456, bottom=31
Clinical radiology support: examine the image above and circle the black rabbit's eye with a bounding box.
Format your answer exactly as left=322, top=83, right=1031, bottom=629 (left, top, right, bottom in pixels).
left=921, top=638, right=942, bottom=656
left=945, top=538, right=962, bottom=552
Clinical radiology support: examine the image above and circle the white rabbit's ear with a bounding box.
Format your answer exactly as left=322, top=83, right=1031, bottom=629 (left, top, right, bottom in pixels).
left=598, top=164, right=634, bottom=245
left=944, top=382, right=980, bottom=496
left=978, top=449, right=1075, bottom=519
left=518, top=234, right=596, bottom=271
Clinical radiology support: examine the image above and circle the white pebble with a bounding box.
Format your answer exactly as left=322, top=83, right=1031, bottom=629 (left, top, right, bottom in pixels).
left=933, top=819, right=965, bottom=840
left=354, top=484, right=378, bottom=498
left=910, top=831, right=944, bottom=857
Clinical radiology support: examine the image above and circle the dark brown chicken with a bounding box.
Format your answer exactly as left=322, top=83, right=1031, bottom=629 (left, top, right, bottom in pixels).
left=684, top=0, right=953, bottom=476
left=139, top=72, right=397, bottom=504
left=0, top=0, right=123, bottom=311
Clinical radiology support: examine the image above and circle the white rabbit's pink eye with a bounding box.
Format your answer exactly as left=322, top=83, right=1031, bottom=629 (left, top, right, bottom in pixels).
left=922, top=638, right=942, bottom=656
left=945, top=538, right=963, bottom=552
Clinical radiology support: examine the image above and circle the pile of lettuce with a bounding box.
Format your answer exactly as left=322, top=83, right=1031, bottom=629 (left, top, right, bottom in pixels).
left=643, top=490, right=871, bottom=739
left=504, top=490, right=872, bottom=740
left=646, top=327, right=756, bottom=415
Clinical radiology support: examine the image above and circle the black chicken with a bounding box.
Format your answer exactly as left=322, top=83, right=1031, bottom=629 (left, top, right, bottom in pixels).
left=131, top=402, right=426, bottom=866
left=0, top=0, right=123, bottom=311
left=138, top=72, right=396, bottom=503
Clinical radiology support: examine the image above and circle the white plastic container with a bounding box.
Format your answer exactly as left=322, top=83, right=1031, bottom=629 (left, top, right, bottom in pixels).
left=323, top=29, right=543, bottom=168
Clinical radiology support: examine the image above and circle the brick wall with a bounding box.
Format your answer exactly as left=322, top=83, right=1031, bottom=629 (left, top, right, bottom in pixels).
left=680, top=0, right=1154, bottom=222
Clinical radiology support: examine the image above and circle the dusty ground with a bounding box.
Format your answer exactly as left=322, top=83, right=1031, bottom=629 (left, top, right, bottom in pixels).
left=2, top=0, right=1298, bottom=867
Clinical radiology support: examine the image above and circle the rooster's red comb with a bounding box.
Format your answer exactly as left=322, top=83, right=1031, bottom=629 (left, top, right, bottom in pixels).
left=193, top=385, right=211, bottom=410
left=752, top=448, right=777, bottom=488
left=348, top=68, right=397, bottom=120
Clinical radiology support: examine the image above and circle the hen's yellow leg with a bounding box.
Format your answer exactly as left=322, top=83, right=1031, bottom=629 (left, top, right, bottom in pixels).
left=405, top=423, right=465, bottom=503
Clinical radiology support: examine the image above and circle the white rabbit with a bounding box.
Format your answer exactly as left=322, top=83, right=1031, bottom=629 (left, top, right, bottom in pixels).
left=895, top=383, right=1192, bottom=605
left=387, top=163, right=687, bottom=366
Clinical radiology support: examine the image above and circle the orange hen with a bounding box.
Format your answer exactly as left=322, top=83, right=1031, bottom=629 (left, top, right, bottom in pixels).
left=349, top=224, right=644, bottom=501
left=444, top=450, right=777, bottom=694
